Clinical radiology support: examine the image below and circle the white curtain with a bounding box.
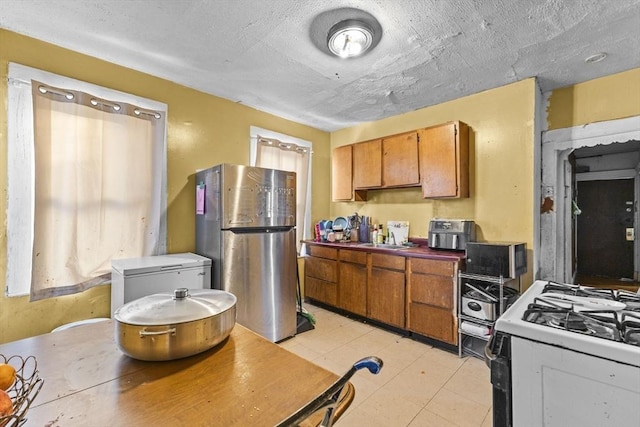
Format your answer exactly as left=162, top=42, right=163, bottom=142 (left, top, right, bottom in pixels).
left=30, top=81, right=164, bottom=300
left=255, top=136, right=310, bottom=252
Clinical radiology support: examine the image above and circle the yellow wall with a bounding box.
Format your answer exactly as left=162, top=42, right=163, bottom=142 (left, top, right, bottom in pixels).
left=331, top=79, right=537, bottom=286
left=0, top=30, right=331, bottom=343
left=547, top=68, right=640, bottom=130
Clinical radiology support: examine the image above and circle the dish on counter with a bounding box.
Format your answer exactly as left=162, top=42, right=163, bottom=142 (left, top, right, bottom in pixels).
left=333, top=216, right=348, bottom=230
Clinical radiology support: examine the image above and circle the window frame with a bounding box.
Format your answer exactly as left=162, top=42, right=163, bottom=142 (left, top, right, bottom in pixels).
left=249, top=126, right=312, bottom=253
left=6, top=63, right=168, bottom=297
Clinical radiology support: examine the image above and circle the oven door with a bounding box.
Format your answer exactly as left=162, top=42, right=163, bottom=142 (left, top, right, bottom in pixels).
left=485, top=332, right=512, bottom=427
left=510, top=336, right=640, bottom=427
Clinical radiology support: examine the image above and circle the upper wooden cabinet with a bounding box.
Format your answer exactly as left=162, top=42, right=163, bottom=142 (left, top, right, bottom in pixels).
left=352, top=139, right=382, bottom=189
left=382, top=131, right=420, bottom=187
left=418, top=121, right=469, bottom=198
left=332, top=121, right=470, bottom=201
left=332, top=145, right=353, bottom=201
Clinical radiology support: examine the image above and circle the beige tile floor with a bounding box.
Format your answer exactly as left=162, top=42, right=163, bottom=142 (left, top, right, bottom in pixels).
left=278, top=303, right=493, bottom=427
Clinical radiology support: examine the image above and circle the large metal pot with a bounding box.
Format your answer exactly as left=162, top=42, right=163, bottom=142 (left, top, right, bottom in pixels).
left=114, top=288, right=236, bottom=361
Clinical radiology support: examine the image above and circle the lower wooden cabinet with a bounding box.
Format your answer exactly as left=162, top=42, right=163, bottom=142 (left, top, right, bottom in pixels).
left=338, top=249, right=367, bottom=316
left=305, top=276, right=337, bottom=307
left=408, top=303, right=454, bottom=344
left=304, top=246, right=338, bottom=306
left=407, top=258, right=459, bottom=345
left=304, top=244, right=460, bottom=346
left=368, top=254, right=406, bottom=328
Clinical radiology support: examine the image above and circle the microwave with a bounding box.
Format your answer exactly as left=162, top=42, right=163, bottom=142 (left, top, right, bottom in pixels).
left=465, top=242, right=527, bottom=278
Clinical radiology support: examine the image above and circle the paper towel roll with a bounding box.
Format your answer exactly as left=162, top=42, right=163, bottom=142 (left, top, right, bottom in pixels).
left=461, top=321, right=490, bottom=337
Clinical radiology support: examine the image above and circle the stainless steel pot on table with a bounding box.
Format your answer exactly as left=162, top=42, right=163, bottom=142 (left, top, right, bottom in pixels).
left=114, top=288, right=236, bottom=361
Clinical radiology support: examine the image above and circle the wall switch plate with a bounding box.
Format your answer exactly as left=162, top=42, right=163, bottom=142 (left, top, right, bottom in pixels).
left=626, top=227, right=634, bottom=241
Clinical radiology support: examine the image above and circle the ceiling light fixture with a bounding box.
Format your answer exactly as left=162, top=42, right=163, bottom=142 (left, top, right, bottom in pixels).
left=327, top=19, right=374, bottom=58
left=585, top=52, right=607, bottom=64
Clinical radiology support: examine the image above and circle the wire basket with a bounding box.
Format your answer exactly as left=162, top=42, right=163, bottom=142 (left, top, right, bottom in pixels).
left=0, top=355, right=44, bottom=427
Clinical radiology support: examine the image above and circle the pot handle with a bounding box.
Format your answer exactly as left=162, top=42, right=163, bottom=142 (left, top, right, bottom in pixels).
left=139, top=327, right=176, bottom=337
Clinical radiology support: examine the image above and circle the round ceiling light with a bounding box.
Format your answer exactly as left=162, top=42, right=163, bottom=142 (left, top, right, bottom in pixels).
left=327, top=20, right=374, bottom=58
left=585, top=52, right=607, bottom=64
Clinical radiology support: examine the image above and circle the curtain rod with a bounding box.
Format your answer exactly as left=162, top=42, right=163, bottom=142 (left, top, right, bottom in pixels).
left=257, top=136, right=311, bottom=154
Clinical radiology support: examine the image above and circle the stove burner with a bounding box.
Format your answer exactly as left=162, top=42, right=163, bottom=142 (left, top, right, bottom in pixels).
left=524, top=306, right=622, bottom=341
left=548, top=315, right=589, bottom=332
left=626, top=330, right=640, bottom=346
left=523, top=282, right=640, bottom=347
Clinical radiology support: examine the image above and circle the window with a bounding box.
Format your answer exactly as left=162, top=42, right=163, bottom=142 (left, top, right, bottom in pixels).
left=6, top=63, right=167, bottom=299
left=250, top=127, right=312, bottom=254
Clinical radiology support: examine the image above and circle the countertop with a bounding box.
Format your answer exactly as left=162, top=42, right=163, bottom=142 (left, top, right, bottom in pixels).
left=0, top=321, right=343, bottom=426
left=304, top=239, right=466, bottom=262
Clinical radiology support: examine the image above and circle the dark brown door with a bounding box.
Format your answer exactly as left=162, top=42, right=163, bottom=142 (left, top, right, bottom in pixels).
left=576, top=179, right=635, bottom=279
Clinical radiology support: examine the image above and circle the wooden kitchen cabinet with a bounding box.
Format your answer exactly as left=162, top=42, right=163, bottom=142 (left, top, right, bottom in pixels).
left=304, top=246, right=338, bottom=306
left=407, top=258, right=458, bottom=345
left=418, top=121, right=469, bottom=198
left=352, top=139, right=382, bottom=189
left=367, top=253, right=406, bottom=328
left=382, top=131, right=420, bottom=187
left=304, top=242, right=462, bottom=347
left=338, top=249, right=367, bottom=316
left=332, top=145, right=353, bottom=201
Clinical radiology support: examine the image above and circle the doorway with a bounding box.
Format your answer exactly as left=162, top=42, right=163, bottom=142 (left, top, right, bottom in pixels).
left=575, top=178, right=635, bottom=280
left=539, top=115, right=640, bottom=284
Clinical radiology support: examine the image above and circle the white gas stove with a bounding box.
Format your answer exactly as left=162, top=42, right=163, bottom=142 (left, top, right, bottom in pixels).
left=488, top=280, right=640, bottom=427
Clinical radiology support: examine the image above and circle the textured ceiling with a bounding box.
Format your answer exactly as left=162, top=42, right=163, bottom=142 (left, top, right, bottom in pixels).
left=1, top=0, right=639, bottom=131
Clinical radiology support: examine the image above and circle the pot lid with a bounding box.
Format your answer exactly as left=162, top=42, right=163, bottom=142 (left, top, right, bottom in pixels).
left=114, top=288, right=236, bottom=325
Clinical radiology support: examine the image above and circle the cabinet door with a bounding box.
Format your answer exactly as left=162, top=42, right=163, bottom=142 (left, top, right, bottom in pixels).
left=368, top=267, right=405, bottom=328
left=305, top=276, right=337, bottom=306
left=409, top=273, right=453, bottom=309
left=353, top=139, right=382, bottom=188
left=418, top=121, right=469, bottom=198
left=332, top=145, right=353, bottom=201
left=338, top=262, right=367, bottom=316
left=382, top=131, right=420, bottom=187
left=406, top=258, right=458, bottom=345
left=409, top=302, right=455, bottom=344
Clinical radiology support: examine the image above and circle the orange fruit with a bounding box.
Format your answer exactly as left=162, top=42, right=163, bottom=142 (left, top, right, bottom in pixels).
left=0, top=365, right=16, bottom=391
left=0, top=389, right=12, bottom=417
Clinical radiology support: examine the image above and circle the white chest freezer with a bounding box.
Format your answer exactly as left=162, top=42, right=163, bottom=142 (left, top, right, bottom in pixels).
left=110, top=252, right=211, bottom=316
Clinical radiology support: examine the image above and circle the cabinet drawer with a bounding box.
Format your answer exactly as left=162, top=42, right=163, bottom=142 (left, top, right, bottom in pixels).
left=409, top=258, right=454, bottom=276
left=339, top=249, right=367, bottom=265
left=305, top=277, right=337, bottom=306
left=409, top=273, right=453, bottom=309
left=305, top=256, right=337, bottom=282
left=408, top=302, right=456, bottom=345
left=371, top=253, right=405, bottom=270
left=308, top=245, right=338, bottom=260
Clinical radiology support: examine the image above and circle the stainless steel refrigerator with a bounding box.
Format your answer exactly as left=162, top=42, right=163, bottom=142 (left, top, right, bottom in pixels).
left=195, top=163, right=297, bottom=342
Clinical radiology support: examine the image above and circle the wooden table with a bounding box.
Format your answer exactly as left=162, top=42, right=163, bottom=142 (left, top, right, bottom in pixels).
left=0, top=321, right=342, bottom=426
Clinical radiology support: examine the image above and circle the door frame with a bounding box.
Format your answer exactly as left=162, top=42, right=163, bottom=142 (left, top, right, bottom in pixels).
left=540, top=115, right=640, bottom=283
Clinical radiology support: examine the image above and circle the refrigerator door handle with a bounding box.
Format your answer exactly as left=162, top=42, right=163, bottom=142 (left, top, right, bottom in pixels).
left=266, top=190, right=272, bottom=218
